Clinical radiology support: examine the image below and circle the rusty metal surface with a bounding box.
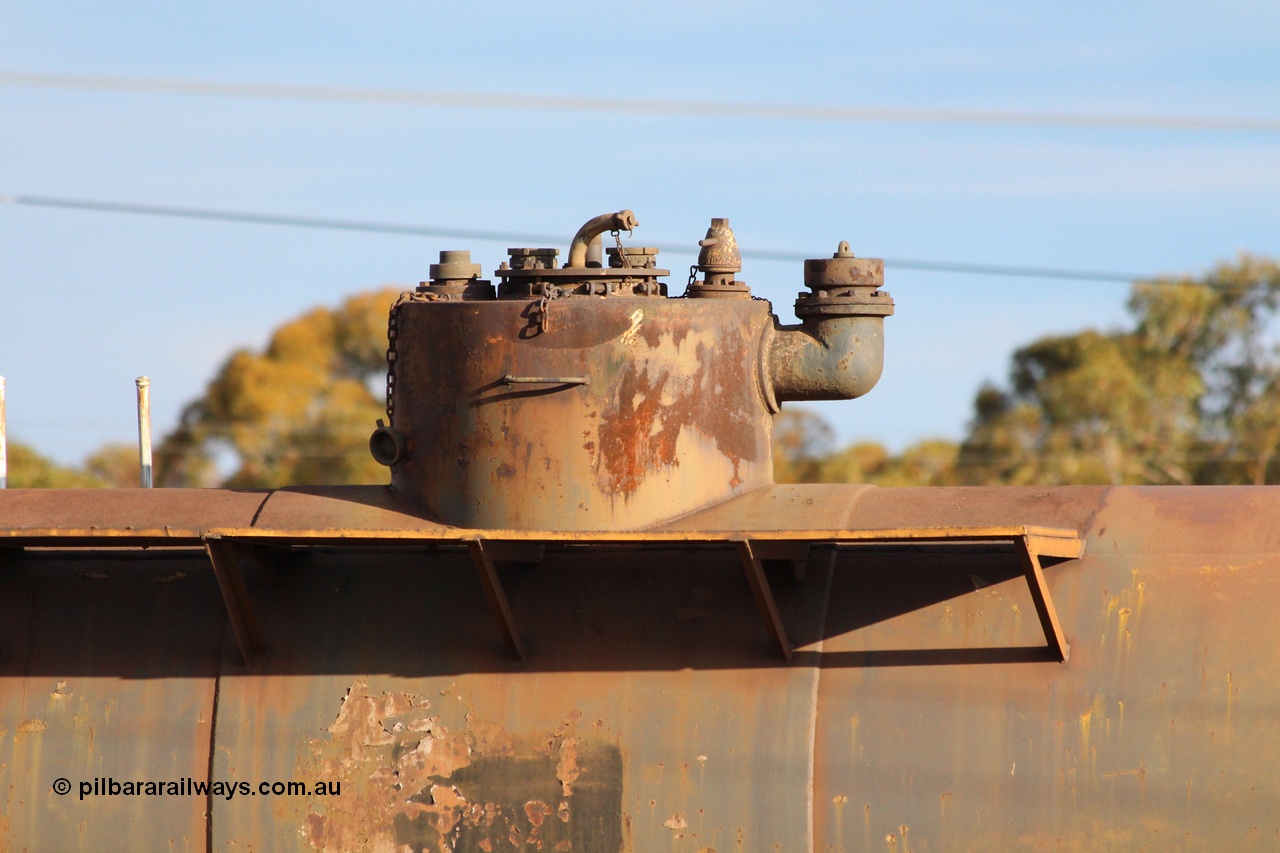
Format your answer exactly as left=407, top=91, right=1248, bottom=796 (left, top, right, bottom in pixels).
left=3, top=485, right=1280, bottom=850
left=812, top=486, right=1280, bottom=851
left=0, top=550, right=227, bottom=852
left=205, top=544, right=831, bottom=852
left=389, top=297, right=777, bottom=531
left=0, top=487, right=268, bottom=544
left=250, top=486, right=451, bottom=533
left=0, top=483, right=1094, bottom=546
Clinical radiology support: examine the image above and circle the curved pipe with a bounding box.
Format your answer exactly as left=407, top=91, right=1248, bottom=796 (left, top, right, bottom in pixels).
left=567, top=210, right=638, bottom=268
left=767, top=315, right=886, bottom=406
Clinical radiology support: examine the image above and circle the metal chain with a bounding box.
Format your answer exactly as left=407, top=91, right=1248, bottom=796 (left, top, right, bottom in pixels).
left=384, top=290, right=424, bottom=421
left=610, top=228, right=634, bottom=269
left=535, top=283, right=562, bottom=333
left=684, top=264, right=699, bottom=296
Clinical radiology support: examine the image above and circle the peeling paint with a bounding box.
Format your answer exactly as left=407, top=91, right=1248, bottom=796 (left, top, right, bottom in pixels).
left=296, top=684, right=620, bottom=853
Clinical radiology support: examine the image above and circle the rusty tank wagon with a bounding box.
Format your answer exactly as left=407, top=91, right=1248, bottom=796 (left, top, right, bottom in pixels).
left=1, top=211, right=1278, bottom=851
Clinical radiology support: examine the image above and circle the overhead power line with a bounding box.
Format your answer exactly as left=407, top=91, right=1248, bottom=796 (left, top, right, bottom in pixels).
left=2, top=70, right=1278, bottom=135
left=1, top=193, right=1149, bottom=283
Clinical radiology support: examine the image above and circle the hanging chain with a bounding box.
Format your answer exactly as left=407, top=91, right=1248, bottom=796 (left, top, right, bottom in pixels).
left=610, top=228, right=634, bottom=269
left=384, top=290, right=426, bottom=422
left=534, top=283, right=562, bottom=333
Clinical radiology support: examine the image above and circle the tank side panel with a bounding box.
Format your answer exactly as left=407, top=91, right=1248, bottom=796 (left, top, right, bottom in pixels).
left=813, top=485, right=1280, bottom=851
left=0, top=553, right=225, bottom=853
left=209, top=547, right=829, bottom=852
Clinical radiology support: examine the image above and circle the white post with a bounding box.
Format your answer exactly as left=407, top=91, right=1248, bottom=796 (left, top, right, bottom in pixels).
left=0, top=376, right=7, bottom=489
left=136, top=376, right=153, bottom=488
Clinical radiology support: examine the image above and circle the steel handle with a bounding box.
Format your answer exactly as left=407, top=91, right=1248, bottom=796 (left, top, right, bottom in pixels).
left=501, top=374, right=589, bottom=387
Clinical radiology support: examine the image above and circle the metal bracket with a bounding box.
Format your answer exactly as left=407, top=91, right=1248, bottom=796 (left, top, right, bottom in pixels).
left=202, top=535, right=266, bottom=667
left=1017, top=533, right=1072, bottom=662
left=737, top=532, right=1076, bottom=664
left=737, top=540, right=793, bottom=662
left=468, top=540, right=526, bottom=661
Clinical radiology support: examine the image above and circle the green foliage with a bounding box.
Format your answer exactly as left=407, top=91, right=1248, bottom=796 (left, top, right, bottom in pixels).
left=6, top=441, right=105, bottom=488
left=156, top=287, right=402, bottom=488
left=772, top=409, right=836, bottom=483
left=83, top=443, right=143, bottom=488
left=778, top=254, right=1280, bottom=486
left=773, top=409, right=958, bottom=486
left=957, top=254, right=1280, bottom=485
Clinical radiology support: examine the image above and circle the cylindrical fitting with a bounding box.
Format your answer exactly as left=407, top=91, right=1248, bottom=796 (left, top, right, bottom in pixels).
left=765, top=244, right=893, bottom=409
left=385, top=297, right=775, bottom=530
left=420, top=250, right=494, bottom=300
left=766, top=315, right=888, bottom=408
left=369, top=418, right=407, bottom=467
left=136, top=376, right=153, bottom=488
left=429, top=250, right=482, bottom=282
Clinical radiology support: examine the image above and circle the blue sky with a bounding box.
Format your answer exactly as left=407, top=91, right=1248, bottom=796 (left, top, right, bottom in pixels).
left=1, top=1, right=1277, bottom=466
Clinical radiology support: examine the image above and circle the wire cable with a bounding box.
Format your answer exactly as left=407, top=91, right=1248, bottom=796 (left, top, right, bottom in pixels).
left=3, top=70, right=1278, bottom=135
left=1, top=192, right=1150, bottom=283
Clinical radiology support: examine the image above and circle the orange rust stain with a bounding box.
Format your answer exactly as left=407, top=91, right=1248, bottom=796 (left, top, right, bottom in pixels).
left=596, top=337, right=760, bottom=497
left=639, top=320, right=664, bottom=349
left=597, top=364, right=671, bottom=495
left=467, top=712, right=515, bottom=757
left=525, top=800, right=552, bottom=827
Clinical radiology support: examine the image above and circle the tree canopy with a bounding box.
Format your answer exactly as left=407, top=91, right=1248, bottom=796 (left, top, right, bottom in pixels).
left=4, top=441, right=106, bottom=488
left=155, top=287, right=400, bottom=488
left=956, top=254, right=1280, bottom=485
left=777, top=254, right=1280, bottom=487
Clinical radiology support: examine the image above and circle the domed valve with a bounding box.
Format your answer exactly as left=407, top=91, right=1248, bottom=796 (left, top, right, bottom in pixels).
left=687, top=218, right=750, bottom=298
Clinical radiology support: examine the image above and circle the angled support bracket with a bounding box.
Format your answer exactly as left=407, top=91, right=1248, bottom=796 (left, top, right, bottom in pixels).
left=1015, top=534, right=1071, bottom=662
left=203, top=535, right=266, bottom=667
left=468, top=540, right=526, bottom=661
left=737, top=540, right=793, bottom=662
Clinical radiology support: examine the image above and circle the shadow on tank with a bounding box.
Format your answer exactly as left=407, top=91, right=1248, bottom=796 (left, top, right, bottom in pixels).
left=0, top=543, right=1070, bottom=678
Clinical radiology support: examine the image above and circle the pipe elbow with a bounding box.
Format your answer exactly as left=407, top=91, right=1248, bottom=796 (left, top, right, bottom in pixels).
left=567, top=210, right=638, bottom=268
left=766, top=315, right=886, bottom=406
